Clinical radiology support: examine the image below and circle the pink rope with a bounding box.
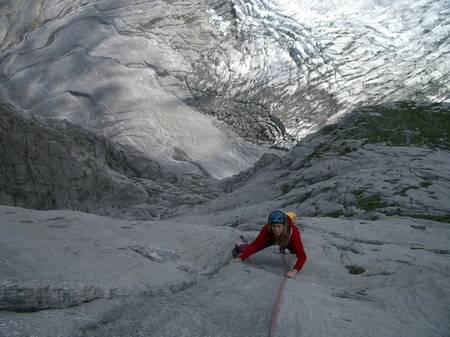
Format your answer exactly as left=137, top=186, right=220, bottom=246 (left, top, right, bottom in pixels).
left=269, top=276, right=287, bottom=337
left=269, top=251, right=290, bottom=337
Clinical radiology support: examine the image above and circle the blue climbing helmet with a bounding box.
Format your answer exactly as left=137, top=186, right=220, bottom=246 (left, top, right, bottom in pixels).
left=268, top=210, right=286, bottom=225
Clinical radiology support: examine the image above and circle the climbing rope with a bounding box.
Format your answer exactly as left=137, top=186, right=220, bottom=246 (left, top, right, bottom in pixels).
left=269, top=250, right=290, bottom=337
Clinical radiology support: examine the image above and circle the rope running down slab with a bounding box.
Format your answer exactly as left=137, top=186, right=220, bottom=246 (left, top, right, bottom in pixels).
left=269, top=251, right=290, bottom=337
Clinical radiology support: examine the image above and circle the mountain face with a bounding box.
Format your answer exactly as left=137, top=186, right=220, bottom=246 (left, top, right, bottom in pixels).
left=1, top=102, right=449, bottom=337
left=191, top=0, right=450, bottom=144
left=187, top=101, right=450, bottom=222
left=0, top=103, right=218, bottom=218
left=1, top=0, right=449, bottom=179
left=0, top=0, right=269, bottom=180
left=0, top=3, right=450, bottom=336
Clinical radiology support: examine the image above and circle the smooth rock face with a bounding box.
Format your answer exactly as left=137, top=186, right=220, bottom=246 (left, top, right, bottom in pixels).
left=1, top=206, right=449, bottom=337
left=0, top=206, right=238, bottom=314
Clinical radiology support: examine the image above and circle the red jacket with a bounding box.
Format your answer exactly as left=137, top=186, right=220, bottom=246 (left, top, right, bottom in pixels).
left=240, top=219, right=307, bottom=272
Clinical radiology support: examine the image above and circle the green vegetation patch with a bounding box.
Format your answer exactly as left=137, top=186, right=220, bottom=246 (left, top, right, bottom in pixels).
left=303, top=143, right=332, bottom=164
left=324, top=209, right=345, bottom=218
left=320, top=124, right=338, bottom=135
left=345, top=265, right=366, bottom=275
left=384, top=208, right=450, bottom=224
left=394, top=185, right=420, bottom=196
left=280, top=183, right=294, bottom=195
left=419, top=181, right=433, bottom=188
left=31, top=17, right=41, bottom=28
left=353, top=190, right=385, bottom=211
left=336, top=102, right=450, bottom=149
left=404, top=213, right=450, bottom=224
left=338, top=146, right=357, bottom=156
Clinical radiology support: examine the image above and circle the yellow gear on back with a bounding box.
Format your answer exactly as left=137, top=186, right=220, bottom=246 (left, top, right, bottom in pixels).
left=286, top=211, right=297, bottom=221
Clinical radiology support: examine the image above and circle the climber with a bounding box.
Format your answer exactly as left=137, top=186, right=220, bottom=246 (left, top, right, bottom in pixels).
left=232, top=210, right=307, bottom=278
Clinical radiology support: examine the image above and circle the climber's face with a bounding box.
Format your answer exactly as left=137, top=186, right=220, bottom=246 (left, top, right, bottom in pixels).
left=271, top=223, right=284, bottom=236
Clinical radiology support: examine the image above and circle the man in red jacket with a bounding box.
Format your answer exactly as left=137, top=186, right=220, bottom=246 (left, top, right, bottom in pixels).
left=233, top=210, right=307, bottom=278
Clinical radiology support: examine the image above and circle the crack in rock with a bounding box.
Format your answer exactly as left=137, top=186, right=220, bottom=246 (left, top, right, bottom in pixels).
left=128, top=244, right=181, bottom=263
